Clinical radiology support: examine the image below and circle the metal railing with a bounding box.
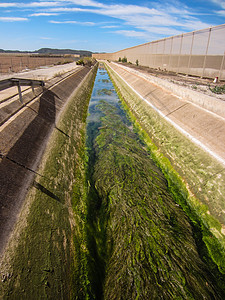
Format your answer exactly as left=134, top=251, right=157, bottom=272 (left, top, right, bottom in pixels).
left=0, top=78, right=45, bottom=103
left=93, top=24, right=225, bottom=80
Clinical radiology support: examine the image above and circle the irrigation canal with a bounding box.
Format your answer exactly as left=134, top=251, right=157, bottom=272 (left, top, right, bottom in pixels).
left=83, top=64, right=225, bottom=299
left=1, top=62, right=225, bottom=299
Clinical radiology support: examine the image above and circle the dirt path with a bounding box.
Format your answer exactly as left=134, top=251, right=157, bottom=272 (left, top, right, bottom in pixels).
left=0, top=61, right=79, bottom=81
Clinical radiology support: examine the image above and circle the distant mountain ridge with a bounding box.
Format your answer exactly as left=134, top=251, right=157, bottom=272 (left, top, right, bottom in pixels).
left=0, top=48, right=92, bottom=56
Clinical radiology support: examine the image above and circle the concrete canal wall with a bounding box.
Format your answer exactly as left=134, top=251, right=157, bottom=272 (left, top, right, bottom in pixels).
left=0, top=64, right=98, bottom=298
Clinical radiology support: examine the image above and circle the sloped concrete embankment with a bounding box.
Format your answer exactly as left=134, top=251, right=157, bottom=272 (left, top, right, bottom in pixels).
left=0, top=64, right=97, bottom=298
left=114, top=63, right=225, bottom=119
left=105, top=61, right=225, bottom=276
left=0, top=66, right=92, bottom=253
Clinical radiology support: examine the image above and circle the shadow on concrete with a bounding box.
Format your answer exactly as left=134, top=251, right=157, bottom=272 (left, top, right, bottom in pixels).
left=0, top=89, right=57, bottom=253
left=0, top=66, right=92, bottom=254
left=33, top=180, right=60, bottom=202
left=55, top=126, right=70, bottom=138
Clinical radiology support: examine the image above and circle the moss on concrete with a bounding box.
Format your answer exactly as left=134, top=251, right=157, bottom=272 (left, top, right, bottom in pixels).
left=0, top=64, right=98, bottom=299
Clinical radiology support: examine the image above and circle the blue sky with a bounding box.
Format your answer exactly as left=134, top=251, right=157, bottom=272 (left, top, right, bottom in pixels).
left=0, top=0, right=224, bottom=52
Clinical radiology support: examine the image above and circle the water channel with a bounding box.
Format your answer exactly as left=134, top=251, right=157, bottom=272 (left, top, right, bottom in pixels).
left=85, top=64, right=225, bottom=299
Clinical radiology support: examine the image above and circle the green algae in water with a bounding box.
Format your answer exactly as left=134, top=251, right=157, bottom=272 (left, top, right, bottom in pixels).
left=93, top=101, right=222, bottom=299
left=105, top=63, right=225, bottom=280
left=97, top=88, right=113, bottom=96
left=85, top=66, right=225, bottom=299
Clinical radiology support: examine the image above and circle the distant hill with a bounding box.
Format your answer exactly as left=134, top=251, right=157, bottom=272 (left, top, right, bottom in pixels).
left=0, top=49, right=30, bottom=54
left=37, top=48, right=92, bottom=56
left=0, top=48, right=92, bottom=57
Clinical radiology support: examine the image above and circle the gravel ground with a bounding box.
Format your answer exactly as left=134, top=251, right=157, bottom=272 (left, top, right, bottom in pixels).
left=121, top=62, right=225, bottom=102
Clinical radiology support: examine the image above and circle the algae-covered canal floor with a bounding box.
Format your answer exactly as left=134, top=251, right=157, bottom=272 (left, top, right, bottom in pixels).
left=84, top=65, right=225, bottom=299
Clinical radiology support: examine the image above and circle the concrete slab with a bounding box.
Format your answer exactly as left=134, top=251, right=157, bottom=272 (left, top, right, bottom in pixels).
left=108, top=62, right=225, bottom=166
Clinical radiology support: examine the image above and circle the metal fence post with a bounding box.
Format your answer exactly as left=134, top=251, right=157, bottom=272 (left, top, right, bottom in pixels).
left=11, top=58, right=13, bottom=72
left=219, top=51, right=225, bottom=81
left=20, top=58, right=22, bottom=72
left=162, top=38, right=165, bottom=69
left=187, top=31, right=195, bottom=76
left=177, top=34, right=183, bottom=74
left=17, top=84, right=23, bottom=103
left=153, top=42, right=158, bottom=68
left=202, top=28, right=211, bottom=78
left=168, top=37, right=173, bottom=71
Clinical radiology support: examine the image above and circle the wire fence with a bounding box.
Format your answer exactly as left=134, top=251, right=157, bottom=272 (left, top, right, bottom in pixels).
left=0, top=55, right=78, bottom=74
left=94, top=24, right=225, bottom=80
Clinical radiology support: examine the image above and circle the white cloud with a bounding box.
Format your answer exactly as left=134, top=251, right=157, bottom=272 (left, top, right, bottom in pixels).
left=180, top=20, right=213, bottom=30
left=216, top=9, right=225, bottom=15
left=49, top=4, right=163, bottom=16
left=49, top=20, right=95, bottom=25
left=59, top=0, right=105, bottom=7
left=0, top=3, right=17, bottom=7
left=0, top=2, right=62, bottom=8
left=101, top=25, right=119, bottom=28
left=113, top=28, right=182, bottom=40
left=0, top=0, right=217, bottom=43
left=50, top=7, right=84, bottom=12
left=49, top=20, right=75, bottom=23
left=81, top=21, right=95, bottom=26
left=122, top=15, right=179, bottom=28
left=27, top=1, right=61, bottom=7
left=0, top=17, right=28, bottom=22
left=114, top=30, right=148, bottom=38
left=30, top=13, right=59, bottom=16
left=210, top=0, right=225, bottom=9
left=49, top=2, right=213, bottom=34
left=93, top=5, right=163, bottom=17
left=144, top=26, right=183, bottom=36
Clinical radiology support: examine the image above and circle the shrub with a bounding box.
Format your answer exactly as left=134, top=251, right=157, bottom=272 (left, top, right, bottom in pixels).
left=76, top=57, right=96, bottom=66
left=209, top=84, right=225, bottom=94
left=76, top=59, right=84, bottom=65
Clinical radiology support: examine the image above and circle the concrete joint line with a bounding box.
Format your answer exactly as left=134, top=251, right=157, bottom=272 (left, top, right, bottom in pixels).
left=109, top=64, right=225, bottom=167
left=0, top=152, right=44, bottom=178
left=165, top=103, right=189, bottom=117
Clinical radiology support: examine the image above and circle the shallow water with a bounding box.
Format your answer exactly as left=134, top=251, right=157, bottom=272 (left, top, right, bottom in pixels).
left=87, top=68, right=120, bottom=122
